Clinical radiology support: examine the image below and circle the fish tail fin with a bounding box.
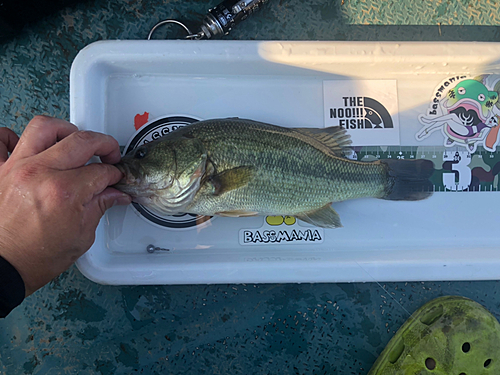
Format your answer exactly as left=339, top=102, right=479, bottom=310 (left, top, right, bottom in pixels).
left=380, top=159, right=434, bottom=201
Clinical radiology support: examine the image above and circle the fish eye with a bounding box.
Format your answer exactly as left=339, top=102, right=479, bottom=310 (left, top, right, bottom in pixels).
left=134, top=147, right=147, bottom=159
left=458, top=87, right=466, bottom=95
left=478, top=93, right=486, bottom=102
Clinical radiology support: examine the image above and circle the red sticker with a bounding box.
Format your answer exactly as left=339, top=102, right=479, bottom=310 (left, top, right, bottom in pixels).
left=134, top=112, right=150, bottom=130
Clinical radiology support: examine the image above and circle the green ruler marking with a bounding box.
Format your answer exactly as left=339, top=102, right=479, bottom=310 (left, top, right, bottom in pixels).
left=355, top=146, right=500, bottom=192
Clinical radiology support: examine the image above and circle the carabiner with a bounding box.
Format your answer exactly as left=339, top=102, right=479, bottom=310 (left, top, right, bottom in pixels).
left=147, top=19, right=204, bottom=40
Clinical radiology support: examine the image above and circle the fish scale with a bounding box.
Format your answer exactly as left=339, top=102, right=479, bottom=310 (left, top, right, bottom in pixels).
left=180, top=119, right=389, bottom=216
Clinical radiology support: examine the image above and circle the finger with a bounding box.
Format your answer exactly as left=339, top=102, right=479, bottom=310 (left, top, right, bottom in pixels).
left=85, top=187, right=132, bottom=227
left=0, top=127, right=19, bottom=164
left=39, top=130, right=121, bottom=170
left=12, top=116, right=78, bottom=160
left=71, top=163, right=126, bottom=201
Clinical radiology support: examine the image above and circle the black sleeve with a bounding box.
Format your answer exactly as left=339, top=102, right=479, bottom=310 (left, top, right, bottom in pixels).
left=0, top=256, right=25, bottom=318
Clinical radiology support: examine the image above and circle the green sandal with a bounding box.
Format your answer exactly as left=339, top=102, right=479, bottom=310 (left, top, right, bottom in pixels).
left=368, top=296, right=500, bottom=374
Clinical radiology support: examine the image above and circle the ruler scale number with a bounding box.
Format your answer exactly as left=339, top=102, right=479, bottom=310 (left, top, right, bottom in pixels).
left=355, top=146, right=500, bottom=192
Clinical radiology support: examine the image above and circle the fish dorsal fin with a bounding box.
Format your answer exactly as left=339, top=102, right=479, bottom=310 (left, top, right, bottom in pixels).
left=295, top=204, right=342, bottom=228
left=210, top=166, right=255, bottom=196
left=291, top=126, right=352, bottom=157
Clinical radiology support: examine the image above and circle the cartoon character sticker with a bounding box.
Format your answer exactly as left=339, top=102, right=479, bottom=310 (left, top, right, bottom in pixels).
left=417, top=75, right=500, bottom=153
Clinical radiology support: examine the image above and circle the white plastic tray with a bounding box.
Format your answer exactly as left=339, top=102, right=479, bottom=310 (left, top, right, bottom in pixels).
left=70, top=40, right=500, bottom=285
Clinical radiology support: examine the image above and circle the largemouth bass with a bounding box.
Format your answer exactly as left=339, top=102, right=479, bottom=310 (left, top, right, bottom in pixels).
left=114, top=118, right=434, bottom=228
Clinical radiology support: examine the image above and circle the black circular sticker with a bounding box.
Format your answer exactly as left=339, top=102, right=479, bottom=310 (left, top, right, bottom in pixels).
left=123, top=116, right=213, bottom=229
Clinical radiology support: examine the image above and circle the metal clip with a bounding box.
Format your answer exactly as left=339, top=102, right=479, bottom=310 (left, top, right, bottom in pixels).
left=147, top=19, right=203, bottom=40
left=146, top=244, right=170, bottom=253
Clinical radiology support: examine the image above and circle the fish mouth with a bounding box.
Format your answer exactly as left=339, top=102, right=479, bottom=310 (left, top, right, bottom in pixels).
left=114, top=163, right=127, bottom=179
left=113, top=162, right=147, bottom=196
left=115, top=159, right=206, bottom=217
left=446, top=98, right=486, bottom=124
left=112, top=155, right=206, bottom=216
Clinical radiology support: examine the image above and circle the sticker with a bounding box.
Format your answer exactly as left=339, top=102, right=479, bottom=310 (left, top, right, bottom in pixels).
left=134, top=112, right=150, bottom=130
left=323, top=80, right=400, bottom=146
left=239, top=218, right=324, bottom=246
left=416, top=74, right=500, bottom=154
left=266, top=215, right=296, bottom=226
left=124, top=115, right=200, bottom=148
left=124, top=115, right=213, bottom=229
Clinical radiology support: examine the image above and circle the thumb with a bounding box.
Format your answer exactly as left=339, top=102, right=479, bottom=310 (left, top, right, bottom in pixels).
left=86, top=187, right=132, bottom=225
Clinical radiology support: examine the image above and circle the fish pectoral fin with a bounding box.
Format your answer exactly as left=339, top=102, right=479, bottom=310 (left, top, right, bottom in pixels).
left=216, top=210, right=259, bottom=217
left=211, top=166, right=255, bottom=196
left=292, top=127, right=352, bottom=157
left=295, top=204, right=342, bottom=228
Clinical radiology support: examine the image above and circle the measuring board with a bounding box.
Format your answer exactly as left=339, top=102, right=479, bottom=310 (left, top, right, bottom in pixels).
left=72, top=40, right=500, bottom=285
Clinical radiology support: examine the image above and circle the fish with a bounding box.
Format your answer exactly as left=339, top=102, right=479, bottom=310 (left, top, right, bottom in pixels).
left=114, top=118, right=434, bottom=228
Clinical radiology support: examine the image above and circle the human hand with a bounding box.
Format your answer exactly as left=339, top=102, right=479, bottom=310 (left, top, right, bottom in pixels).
left=0, top=116, right=131, bottom=296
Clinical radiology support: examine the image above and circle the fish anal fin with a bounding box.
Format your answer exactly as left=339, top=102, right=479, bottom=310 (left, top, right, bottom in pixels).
left=292, top=127, right=352, bottom=157
left=216, top=210, right=259, bottom=217
left=211, top=166, right=255, bottom=196
left=296, top=204, right=342, bottom=228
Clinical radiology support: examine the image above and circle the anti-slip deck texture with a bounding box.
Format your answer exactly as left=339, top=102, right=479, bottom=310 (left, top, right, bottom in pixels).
left=1, top=0, right=500, bottom=374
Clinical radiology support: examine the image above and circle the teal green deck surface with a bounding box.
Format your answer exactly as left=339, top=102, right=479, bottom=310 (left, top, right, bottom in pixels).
left=1, top=0, right=500, bottom=373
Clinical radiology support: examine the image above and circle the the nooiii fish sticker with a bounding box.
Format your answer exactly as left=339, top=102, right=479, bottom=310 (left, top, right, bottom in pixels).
left=328, top=97, right=393, bottom=130
left=323, top=80, right=400, bottom=146
left=417, top=75, right=500, bottom=153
